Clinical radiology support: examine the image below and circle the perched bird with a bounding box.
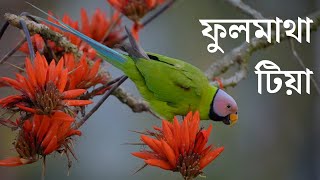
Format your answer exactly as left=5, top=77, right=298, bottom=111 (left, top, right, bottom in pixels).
left=30, top=4, right=238, bottom=125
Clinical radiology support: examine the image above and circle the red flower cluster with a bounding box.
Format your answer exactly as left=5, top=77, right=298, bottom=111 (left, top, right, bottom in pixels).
left=63, top=53, right=108, bottom=90
left=0, top=52, right=92, bottom=115
left=132, top=111, right=224, bottom=179
left=0, top=52, right=103, bottom=166
left=0, top=112, right=80, bottom=166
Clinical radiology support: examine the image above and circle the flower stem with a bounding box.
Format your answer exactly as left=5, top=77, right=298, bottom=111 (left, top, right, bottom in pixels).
left=81, top=76, right=124, bottom=100
left=41, top=156, right=46, bottom=180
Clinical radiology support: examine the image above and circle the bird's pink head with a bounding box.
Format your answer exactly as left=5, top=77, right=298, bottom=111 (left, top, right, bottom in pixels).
left=209, top=89, right=238, bottom=125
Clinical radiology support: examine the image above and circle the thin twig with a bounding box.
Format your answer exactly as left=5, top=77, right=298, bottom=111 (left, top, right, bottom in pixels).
left=4, top=61, right=25, bottom=72
left=75, top=76, right=128, bottom=129
left=81, top=75, right=124, bottom=100
left=0, top=37, right=26, bottom=64
left=143, top=0, right=176, bottom=27
left=133, top=163, right=148, bottom=175
left=289, top=40, right=320, bottom=94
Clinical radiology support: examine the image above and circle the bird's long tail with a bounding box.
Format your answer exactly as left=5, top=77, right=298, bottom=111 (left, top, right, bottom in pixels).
left=27, top=2, right=127, bottom=70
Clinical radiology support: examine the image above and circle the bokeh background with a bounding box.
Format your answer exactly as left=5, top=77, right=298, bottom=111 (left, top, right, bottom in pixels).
left=0, top=0, right=319, bottom=179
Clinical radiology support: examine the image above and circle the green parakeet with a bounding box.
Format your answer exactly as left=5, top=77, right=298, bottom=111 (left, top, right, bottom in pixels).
left=31, top=8, right=238, bottom=125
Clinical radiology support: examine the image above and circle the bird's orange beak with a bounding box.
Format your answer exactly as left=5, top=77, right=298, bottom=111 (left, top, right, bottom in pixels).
left=229, top=113, right=238, bottom=125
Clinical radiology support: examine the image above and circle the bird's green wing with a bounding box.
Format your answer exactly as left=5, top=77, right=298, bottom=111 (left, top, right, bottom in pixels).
left=135, top=53, right=208, bottom=108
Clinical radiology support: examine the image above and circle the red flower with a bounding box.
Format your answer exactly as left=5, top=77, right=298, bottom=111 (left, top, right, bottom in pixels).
left=0, top=52, right=92, bottom=115
left=108, top=0, right=165, bottom=40
left=132, top=111, right=224, bottom=179
left=80, top=8, right=122, bottom=47
left=20, top=9, right=123, bottom=59
left=63, top=53, right=109, bottom=90
left=20, top=34, right=45, bottom=54
left=0, top=112, right=81, bottom=166
left=108, top=0, right=164, bottom=22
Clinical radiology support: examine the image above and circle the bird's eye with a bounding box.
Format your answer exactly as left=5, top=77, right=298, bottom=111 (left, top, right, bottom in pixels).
left=227, top=105, right=231, bottom=109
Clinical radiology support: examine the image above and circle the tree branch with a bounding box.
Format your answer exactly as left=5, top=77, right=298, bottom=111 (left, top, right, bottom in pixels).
left=4, top=13, right=82, bottom=57
left=112, top=87, right=150, bottom=113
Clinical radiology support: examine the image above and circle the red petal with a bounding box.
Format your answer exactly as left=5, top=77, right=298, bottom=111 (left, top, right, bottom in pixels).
left=62, top=89, right=87, bottom=99
left=65, top=129, right=82, bottom=137
left=107, top=0, right=123, bottom=11
left=152, top=139, right=165, bottom=158
left=173, top=117, right=181, bottom=154
left=34, top=34, right=45, bottom=52
left=56, top=57, right=64, bottom=79
left=199, top=147, right=224, bottom=170
left=63, top=100, right=93, bottom=106
left=53, top=111, right=75, bottom=122
left=188, top=111, right=200, bottom=151
left=23, top=120, right=32, bottom=132
left=201, top=145, right=213, bottom=156
left=182, top=116, right=190, bottom=152
left=146, top=0, right=156, bottom=8
left=160, top=140, right=176, bottom=168
left=141, top=135, right=161, bottom=154
left=48, top=60, right=57, bottom=83
left=57, top=69, right=68, bottom=92
left=162, top=120, right=173, bottom=141
left=162, top=120, right=177, bottom=156
left=131, top=23, right=141, bottom=41
left=35, top=52, right=47, bottom=88
left=132, top=151, right=157, bottom=160
left=87, top=59, right=101, bottom=79
left=25, top=57, right=37, bottom=87
left=0, top=157, right=31, bottom=167
left=32, top=115, right=42, bottom=134
left=16, top=104, right=37, bottom=113
left=81, top=8, right=90, bottom=36
left=15, top=74, right=34, bottom=98
left=36, top=115, right=51, bottom=142
left=0, top=95, right=23, bottom=107
left=43, top=135, right=58, bottom=155
left=41, top=121, right=59, bottom=148
left=145, top=159, right=173, bottom=170
left=0, top=77, right=21, bottom=90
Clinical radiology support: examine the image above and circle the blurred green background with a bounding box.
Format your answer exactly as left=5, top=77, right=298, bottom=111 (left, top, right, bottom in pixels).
left=0, top=0, right=319, bottom=179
